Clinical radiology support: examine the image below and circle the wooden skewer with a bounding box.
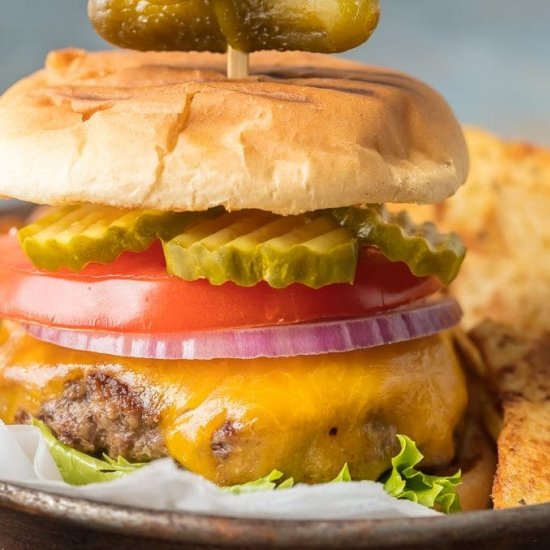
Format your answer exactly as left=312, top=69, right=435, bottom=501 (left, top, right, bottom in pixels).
left=227, top=46, right=249, bottom=79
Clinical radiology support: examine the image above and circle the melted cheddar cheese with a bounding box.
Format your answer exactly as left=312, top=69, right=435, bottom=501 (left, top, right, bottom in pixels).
left=0, top=323, right=467, bottom=485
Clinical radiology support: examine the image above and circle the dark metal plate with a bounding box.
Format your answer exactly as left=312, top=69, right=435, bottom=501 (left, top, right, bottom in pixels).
left=1, top=482, right=549, bottom=549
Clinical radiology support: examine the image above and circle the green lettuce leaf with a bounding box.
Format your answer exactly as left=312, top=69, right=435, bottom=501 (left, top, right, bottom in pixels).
left=223, top=470, right=295, bottom=494
left=225, top=464, right=352, bottom=495
left=381, top=435, right=462, bottom=513
left=277, top=476, right=296, bottom=490
left=32, top=419, right=146, bottom=486
left=331, top=463, right=352, bottom=483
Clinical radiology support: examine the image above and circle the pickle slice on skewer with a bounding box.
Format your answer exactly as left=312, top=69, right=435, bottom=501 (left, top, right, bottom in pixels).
left=88, top=0, right=380, bottom=54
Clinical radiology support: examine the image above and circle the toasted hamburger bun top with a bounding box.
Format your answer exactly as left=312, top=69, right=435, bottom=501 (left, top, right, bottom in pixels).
left=0, top=49, right=468, bottom=215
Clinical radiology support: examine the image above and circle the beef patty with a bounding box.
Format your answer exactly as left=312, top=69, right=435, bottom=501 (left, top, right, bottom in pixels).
left=18, top=372, right=166, bottom=462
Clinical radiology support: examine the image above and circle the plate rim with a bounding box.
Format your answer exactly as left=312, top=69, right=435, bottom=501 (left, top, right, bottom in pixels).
left=1, top=481, right=549, bottom=548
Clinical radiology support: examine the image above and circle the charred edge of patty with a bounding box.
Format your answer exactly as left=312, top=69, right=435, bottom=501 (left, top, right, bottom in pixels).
left=17, top=372, right=166, bottom=462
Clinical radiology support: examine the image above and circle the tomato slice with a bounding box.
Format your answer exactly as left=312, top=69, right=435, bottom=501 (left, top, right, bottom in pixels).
left=0, top=235, right=442, bottom=333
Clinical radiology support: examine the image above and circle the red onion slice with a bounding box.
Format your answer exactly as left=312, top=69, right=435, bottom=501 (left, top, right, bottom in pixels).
left=23, top=298, right=462, bottom=361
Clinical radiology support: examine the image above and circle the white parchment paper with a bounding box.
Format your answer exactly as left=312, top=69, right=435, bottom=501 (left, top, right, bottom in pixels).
left=0, top=421, right=438, bottom=520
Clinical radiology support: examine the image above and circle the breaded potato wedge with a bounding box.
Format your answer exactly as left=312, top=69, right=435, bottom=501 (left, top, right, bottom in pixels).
left=494, top=401, right=550, bottom=508
left=469, top=321, right=550, bottom=508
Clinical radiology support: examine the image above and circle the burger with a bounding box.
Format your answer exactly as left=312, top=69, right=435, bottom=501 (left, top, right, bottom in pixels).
left=0, top=47, right=495, bottom=512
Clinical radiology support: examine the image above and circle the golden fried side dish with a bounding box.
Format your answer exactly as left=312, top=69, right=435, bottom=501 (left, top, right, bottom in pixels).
left=469, top=321, right=550, bottom=509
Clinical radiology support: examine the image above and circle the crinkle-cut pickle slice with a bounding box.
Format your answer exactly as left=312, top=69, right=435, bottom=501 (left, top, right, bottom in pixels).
left=88, top=0, right=380, bottom=54
left=162, top=210, right=358, bottom=289
left=17, top=204, right=219, bottom=272
left=18, top=205, right=465, bottom=287
left=331, top=205, right=466, bottom=285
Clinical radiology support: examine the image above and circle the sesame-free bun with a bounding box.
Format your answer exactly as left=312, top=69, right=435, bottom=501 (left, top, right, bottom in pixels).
left=0, top=49, right=468, bottom=214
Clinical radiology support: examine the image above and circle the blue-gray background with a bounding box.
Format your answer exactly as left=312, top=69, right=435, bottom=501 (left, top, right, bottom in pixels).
left=1, top=0, right=549, bottom=145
